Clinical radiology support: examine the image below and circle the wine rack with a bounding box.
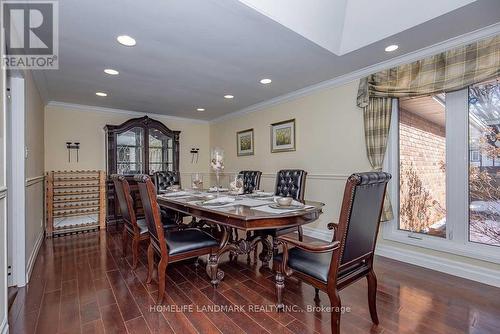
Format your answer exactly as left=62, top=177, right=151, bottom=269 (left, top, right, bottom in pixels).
left=46, top=170, right=106, bottom=237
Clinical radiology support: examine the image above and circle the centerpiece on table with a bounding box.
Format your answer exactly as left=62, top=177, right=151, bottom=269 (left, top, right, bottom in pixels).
left=210, top=147, right=225, bottom=196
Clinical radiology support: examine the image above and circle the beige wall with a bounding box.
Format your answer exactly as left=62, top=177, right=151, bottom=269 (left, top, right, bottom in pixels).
left=44, top=104, right=211, bottom=185
left=24, top=70, right=45, bottom=273
left=210, top=80, right=371, bottom=229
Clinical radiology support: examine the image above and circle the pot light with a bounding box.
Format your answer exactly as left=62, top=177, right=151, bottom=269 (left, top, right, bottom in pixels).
left=96, top=92, right=108, bottom=97
left=104, top=69, right=119, bottom=75
left=196, top=108, right=205, bottom=112
left=260, top=78, right=272, bottom=84
left=385, top=44, right=399, bottom=52
left=224, top=95, right=234, bottom=99
left=117, top=35, right=136, bottom=47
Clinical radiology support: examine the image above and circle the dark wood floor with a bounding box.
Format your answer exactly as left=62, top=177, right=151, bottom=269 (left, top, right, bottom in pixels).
left=8, top=228, right=500, bottom=334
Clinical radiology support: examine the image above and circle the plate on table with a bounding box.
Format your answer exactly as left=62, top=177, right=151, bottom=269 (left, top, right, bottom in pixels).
left=248, top=192, right=274, bottom=198
left=269, top=203, right=305, bottom=210
left=201, top=200, right=234, bottom=206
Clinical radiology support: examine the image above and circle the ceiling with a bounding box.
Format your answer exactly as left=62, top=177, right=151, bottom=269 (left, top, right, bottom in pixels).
left=34, top=0, right=500, bottom=121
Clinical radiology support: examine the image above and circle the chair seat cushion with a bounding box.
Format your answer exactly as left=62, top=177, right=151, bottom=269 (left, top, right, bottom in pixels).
left=275, top=248, right=332, bottom=282
left=274, top=248, right=367, bottom=283
left=165, top=228, right=218, bottom=256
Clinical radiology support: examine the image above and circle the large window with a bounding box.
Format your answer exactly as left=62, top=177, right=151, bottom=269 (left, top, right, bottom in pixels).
left=387, top=78, right=500, bottom=262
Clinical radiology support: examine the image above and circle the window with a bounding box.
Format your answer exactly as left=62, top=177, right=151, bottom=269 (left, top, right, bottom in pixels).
left=386, top=78, right=500, bottom=262
left=468, top=80, right=500, bottom=247
left=398, top=95, right=446, bottom=238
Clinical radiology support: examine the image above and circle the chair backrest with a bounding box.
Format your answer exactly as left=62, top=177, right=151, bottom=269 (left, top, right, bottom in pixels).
left=274, top=169, right=307, bottom=201
left=329, top=172, right=391, bottom=280
left=111, top=174, right=137, bottom=230
left=134, top=174, right=167, bottom=254
left=238, top=171, right=262, bottom=194
left=154, top=171, right=180, bottom=192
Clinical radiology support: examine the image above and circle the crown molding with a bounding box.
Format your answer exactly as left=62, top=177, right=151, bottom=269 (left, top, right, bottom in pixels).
left=211, top=23, right=500, bottom=124
left=46, top=101, right=210, bottom=124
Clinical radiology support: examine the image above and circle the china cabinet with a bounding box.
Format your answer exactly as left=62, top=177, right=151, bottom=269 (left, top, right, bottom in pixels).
left=104, top=116, right=180, bottom=224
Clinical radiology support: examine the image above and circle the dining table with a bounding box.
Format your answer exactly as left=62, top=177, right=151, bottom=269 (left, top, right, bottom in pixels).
left=156, top=190, right=324, bottom=285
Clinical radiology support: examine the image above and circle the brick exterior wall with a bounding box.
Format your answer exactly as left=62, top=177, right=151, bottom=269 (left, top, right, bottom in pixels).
left=399, top=108, right=446, bottom=231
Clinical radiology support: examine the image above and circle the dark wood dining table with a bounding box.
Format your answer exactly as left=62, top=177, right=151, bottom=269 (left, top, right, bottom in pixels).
left=157, top=192, right=324, bottom=284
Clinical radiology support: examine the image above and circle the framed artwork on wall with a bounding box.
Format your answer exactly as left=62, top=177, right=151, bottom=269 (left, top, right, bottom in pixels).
left=236, top=128, right=254, bottom=156
left=271, top=119, right=295, bottom=153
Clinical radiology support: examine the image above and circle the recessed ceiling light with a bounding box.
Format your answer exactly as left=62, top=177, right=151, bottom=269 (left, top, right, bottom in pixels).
left=196, top=108, right=205, bottom=112
left=224, top=95, right=234, bottom=99
left=260, top=78, right=272, bottom=84
left=104, top=68, right=119, bottom=75
left=117, top=35, right=136, bottom=47
left=385, top=44, right=399, bottom=52
left=96, top=92, right=108, bottom=97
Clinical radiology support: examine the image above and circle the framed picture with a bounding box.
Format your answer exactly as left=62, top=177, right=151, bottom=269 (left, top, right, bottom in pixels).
left=236, top=128, right=254, bottom=156
left=271, top=119, right=296, bottom=153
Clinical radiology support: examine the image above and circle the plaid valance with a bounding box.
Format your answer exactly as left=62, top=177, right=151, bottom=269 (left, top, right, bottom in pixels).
left=357, top=35, right=500, bottom=108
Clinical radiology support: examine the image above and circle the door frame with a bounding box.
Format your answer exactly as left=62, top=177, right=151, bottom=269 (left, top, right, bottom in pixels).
left=6, top=75, right=26, bottom=287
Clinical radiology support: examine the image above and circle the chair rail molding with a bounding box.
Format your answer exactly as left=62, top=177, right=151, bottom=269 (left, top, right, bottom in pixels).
left=25, top=175, right=45, bottom=187
left=0, top=317, right=8, bottom=334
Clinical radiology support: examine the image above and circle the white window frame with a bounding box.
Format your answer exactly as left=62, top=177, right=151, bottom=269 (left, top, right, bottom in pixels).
left=383, top=89, right=500, bottom=264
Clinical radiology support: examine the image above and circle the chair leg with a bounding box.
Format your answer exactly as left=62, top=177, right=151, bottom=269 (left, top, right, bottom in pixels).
left=314, top=288, right=320, bottom=302
left=122, top=227, right=128, bottom=257
left=297, top=226, right=304, bottom=241
left=131, top=236, right=140, bottom=269
left=146, top=243, right=154, bottom=284
left=275, top=272, right=285, bottom=311
left=328, top=289, right=342, bottom=334
left=367, top=269, right=380, bottom=325
left=157, top=257, right=168, bottom=304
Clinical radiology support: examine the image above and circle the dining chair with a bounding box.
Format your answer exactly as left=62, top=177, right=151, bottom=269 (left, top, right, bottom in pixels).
left=153, top=171, right=185, bottom=224
left=134, top=174, right=223, bottom=303
left=238, top=170, right=262, bottom=194
left=273, top=172, right=391, bottom=334
left=274, top=169, right=307, bottom=241
left=112, top=174, right=178, bottom=269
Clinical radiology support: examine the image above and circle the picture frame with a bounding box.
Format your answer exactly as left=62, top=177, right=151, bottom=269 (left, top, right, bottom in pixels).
left=271, top=119, right=296, bottom=153
left=236, top=128, right=254, bottom=156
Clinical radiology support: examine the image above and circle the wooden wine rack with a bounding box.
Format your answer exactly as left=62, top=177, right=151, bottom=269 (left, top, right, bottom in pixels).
left=46, top=170, right=106, bottom=237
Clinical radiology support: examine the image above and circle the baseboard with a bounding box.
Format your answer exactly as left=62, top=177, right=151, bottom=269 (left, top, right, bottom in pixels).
left=25, top=229, right=44, bottom=283
left=0, top=316, right=8, bottom=334
left=302, top=227, right=500, bottom=288
left=375, top=243, right=500, bottom=288
left=302, top=226, right=332, bottom=241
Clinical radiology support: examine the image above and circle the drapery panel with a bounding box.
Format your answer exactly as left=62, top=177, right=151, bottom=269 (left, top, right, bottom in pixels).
left=357, top=35, right=499, bottom=222
left=363, top=97, right=393, bottom=221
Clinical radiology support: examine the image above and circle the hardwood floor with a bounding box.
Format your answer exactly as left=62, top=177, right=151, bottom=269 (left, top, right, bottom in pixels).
left=8, top=228, right=500, bottom=334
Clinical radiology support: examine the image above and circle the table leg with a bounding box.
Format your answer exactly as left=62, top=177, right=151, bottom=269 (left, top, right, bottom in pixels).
left=258, top=235, right=273, bottom=267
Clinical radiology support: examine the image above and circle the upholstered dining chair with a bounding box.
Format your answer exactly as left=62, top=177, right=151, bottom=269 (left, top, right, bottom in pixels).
left=238, top=170, right=262, bottom=194
left=134, top=174, right=222, bottom=303
left=112, top=175, right=178, bottom=269
left=274, top=169, right=307, bottom=241
left=273, top=172, right=391, bottom=334
left=153, top=171, right=180, bottom=192
left=153, top=171, right=184, bottom=224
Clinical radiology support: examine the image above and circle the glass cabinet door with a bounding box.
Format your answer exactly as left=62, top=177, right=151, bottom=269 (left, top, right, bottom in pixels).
left=148, top=128, right=174, bottom=173
left=116, top=127, right=144, bottom=174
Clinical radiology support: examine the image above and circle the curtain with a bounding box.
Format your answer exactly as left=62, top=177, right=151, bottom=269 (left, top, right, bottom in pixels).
left=357, top=35, right=500, bottom=221
left=363, top=97, right=393, bottom=221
